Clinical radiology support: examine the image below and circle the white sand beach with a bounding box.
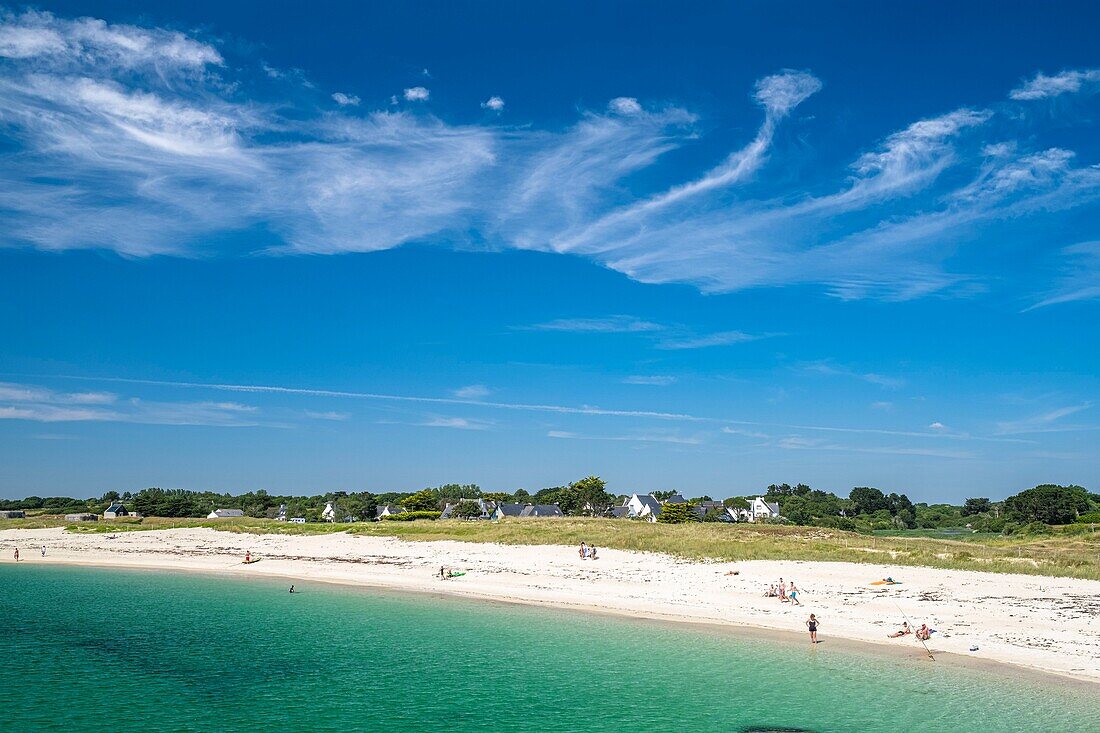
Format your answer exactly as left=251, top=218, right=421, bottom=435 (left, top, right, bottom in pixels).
left=3, top=527, right=1098, bottom=683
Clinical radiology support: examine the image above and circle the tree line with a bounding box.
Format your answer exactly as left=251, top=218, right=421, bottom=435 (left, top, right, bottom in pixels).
left=2, top=480, right=1096, bottom=532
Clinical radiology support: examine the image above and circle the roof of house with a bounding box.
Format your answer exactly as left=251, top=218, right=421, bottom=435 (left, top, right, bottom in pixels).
left=633, top=494, right=662, bottom=513
left=663, top=493, right=687, bottom=504
left=609, top=506, right=630, bottom=518
left=495, top=503, right=527, bottom=517
left=211, top=508, right=244, bottom=517
left=529, top=504, right=564, bottom=517
left=380, top=505, right=406, bottom=514
left=105, top=502, right=127, bottom=513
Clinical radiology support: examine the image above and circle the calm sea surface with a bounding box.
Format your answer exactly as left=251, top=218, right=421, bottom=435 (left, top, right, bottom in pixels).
left=1, top=564, right=1096, bottom=732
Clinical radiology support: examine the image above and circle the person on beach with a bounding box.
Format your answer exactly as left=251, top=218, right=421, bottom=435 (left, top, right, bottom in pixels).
left=245, top=551, right=251, bottom=563
left=579, top=542, right=587, bottom=560
left=765, top=584, right=776, bottom=597
left=440, top=566, right=447, bottom=580
left=806, top=614, right=820, bottom=644
left=778, top=579, right=787, bottom=601
left=588, top=544, right=598, bottom=560
left=916, top=624, right=931, bottom=641
left=41, top=546, right=46, bottom=558
left=888, top=622, right=911, bottom=638
left=289, top=585, right=295, bottom=594
left=13, top=548, right=18, bottom=562
left=788, top=581, right=801, bottom=606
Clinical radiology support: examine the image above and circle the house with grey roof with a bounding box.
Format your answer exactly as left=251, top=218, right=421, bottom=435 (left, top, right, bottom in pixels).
left=0, top=510, right=26, bottom=519
left=729, top=497, right=781, bottom=523
left=207, top=508, right=245, bottom=519
left=103, top=502, right=129, bottom=519
left=439, top=498, right=496, bottom=520
left=490, top=502, right=565, bottom=520
left=625, top=493, right=664, bottom=521
left=377, top=505, right=407, bottom=518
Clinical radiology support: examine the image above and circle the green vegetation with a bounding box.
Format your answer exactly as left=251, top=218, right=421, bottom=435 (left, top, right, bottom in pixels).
left=3, top=478, right=1097, bottom=580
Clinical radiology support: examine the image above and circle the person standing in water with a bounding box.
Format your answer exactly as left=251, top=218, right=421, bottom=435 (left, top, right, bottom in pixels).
left=289, top=585, right=295, bottom=594
left=806, top=614, right=820, bottom=644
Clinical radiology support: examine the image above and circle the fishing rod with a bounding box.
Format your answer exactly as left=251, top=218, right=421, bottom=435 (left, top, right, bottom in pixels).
left=893, top=598, right=935, bottom=661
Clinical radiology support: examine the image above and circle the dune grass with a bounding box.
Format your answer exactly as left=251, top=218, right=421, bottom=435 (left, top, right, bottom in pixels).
left=3, top=515, right=1098, bottom=580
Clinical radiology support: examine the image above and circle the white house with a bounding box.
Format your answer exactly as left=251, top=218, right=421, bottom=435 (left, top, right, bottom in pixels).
left=729, top=497, right=781, bottom=523
left=207, top=508, right=244, bottom=519
left=274, top=504, right=287, bottom=521
left=625, top=492, right=662, bottom=521
left=377, top=505, right=407, bottom=518
left=103, top=502, right=129, bottom=519
left=321, top=502, right=336, bottom=522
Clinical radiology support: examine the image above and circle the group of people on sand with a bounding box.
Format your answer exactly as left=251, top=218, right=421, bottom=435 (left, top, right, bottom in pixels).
left=888, top=621, right=932, bottom=641
left=763, top=577, right=802, bottom=606
left=8, top=546, right=47, bottom=562
left=578, top=542, right=598, bottom=560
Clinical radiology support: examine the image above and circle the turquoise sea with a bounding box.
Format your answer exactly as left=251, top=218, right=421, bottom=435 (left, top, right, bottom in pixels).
left=1, top=565, right=1097, bottom=732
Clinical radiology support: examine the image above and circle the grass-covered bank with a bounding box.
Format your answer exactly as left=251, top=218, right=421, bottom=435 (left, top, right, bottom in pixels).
left=3, top=516, right=1098, bottom=581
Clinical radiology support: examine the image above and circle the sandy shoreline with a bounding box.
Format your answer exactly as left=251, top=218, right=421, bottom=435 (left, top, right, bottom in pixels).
left=3, top=527, right=1098, bottom=685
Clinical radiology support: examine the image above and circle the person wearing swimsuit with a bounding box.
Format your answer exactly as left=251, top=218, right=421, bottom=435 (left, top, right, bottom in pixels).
left=807, top=614, right=819, bottom=644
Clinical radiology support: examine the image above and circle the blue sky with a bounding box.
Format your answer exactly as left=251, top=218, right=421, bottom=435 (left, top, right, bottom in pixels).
left=1, top=2, right=1098, bottom=501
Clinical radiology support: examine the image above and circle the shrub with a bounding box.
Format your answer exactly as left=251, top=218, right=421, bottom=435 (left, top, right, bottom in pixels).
left=656, top=502, right=700, bottom=524
left=1074, top=512, right=1100, bottom=524
left=380, top=510, right=441, bottom=521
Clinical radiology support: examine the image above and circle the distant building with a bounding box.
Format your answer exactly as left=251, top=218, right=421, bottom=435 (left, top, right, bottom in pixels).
left=439, top=498, right=494, bottom=520
left=321, top=502, right=336, bottom=522
left=377, top=505, right=407, bottom=518
left=207, top=509, right=245, bottom=519
left=275, top=504, right=287, bottom=521
left=103, top=502, right=129, bottom=519
left=728, top=497, right=781, bottom=523
left=0, top=510, right=26, bottom=519
left=65, top=513, right=98, bottom=522
left=625, top=493, right=663, bottom=522
left=289, top=517, right=306, bottom=524
left=490, top=503, right=564, bottom=520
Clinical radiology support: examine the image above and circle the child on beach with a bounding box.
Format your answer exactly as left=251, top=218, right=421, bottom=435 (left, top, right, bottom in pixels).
left=806, top=614, right=820, bottom=644
left=588, top=545, right=598, bottom=560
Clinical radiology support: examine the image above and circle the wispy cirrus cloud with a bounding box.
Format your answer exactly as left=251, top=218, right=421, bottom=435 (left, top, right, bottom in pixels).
left=656, top=330, right=766, bottom=350
left=1027, top=241, right=1100, bottom=309
left=799, top=361, right=905, bottom=389
left=1, top=9, right=1099, bottom=304
left=528, top=315, right=663, bottom=333
left=0, top=381, right=265, bottom=426
left=452, top=384, right=491, bottom=399
left=622, top=375, right=677, bottom=386
left=1010, top=68, right=1100, bottom=101
left=547, top=429, right=702, bottom=445
left=422, top=416, right=490, bottom=430
left=995, top=403, right=1094, bottom=435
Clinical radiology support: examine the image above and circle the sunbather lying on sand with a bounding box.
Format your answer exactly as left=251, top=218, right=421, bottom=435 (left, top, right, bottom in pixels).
left=888, top=622, right=911, bottom=638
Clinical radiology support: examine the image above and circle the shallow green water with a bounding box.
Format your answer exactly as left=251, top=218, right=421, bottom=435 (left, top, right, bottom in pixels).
left=1, top=565, right=1096, bottom=732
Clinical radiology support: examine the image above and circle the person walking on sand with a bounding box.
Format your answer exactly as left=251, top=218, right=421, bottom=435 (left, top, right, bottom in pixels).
left=13, top=548, right=19, bottom=562
left=579, top=542, right=588, bottom=560
left=778, top=578, right=787, bottom=601
left=789, top=581, right=801, bottom=606
left=806, top=614, right=820, bottom=644
left=41, top=546, right=46, bottom=558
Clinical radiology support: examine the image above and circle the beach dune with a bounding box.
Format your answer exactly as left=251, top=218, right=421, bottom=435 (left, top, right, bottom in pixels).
left=3, top=527, right=1098, bottom=683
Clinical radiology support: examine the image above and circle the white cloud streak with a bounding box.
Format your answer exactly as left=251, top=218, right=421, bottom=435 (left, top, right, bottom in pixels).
left=1, top=12, right=1099, bottom=302
left=1010, top=69, right=1100, bottom=101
